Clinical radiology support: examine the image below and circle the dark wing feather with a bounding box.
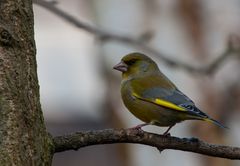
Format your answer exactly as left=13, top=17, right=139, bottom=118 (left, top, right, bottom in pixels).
left=130, top=75, right=226, bottom=128
left=131, top=75, right=208, bottom=117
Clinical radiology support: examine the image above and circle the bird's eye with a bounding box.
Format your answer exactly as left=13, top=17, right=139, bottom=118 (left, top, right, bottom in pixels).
left=125, top=59, right=137, bottom=65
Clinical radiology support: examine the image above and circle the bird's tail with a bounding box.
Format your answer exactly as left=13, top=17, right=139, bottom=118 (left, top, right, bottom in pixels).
left=203, top=118, right=228, bottom=129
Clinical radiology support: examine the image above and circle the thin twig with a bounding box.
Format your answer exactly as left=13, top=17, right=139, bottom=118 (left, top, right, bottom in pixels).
left=33, top=0, right=240, bottom=75
left=53, top=129, right=240, bottom=160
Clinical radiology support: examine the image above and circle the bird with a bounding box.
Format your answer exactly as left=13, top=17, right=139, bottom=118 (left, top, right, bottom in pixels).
left=113, top=52, right=227, bottom=135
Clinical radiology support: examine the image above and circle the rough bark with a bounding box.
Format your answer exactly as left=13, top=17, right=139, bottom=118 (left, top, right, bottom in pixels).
left=0, top=0, right=53, bottom=165
left=0, top=0, right=238, bottom=165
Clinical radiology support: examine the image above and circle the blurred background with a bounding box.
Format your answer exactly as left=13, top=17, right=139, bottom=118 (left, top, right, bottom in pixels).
left=33, top=0, right=240, bottom=166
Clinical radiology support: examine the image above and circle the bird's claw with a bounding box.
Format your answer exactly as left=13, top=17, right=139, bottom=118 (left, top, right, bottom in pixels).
left=129, top=123, right=148, bottom=132
left=130, top=126, right=143, bottom=131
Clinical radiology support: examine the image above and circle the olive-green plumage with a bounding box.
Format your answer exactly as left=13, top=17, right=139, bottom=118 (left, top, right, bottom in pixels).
left=114, top=52, right=226, bottom=134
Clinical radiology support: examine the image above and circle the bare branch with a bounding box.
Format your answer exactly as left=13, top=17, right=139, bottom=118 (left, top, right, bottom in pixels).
left=53, top=129, right=240, bottom=160
left=33, top=0, right=240, bottom=75
left=35, top=1, right=240, bottom=160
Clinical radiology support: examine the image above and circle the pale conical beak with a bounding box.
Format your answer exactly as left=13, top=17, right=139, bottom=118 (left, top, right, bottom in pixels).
left=113, top=61, right=128, bottom=72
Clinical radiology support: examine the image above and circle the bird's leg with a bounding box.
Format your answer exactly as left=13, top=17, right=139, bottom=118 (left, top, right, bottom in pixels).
left=129, top=123, right=148, bottom=131
left=163, top=125, right=174, bottom=136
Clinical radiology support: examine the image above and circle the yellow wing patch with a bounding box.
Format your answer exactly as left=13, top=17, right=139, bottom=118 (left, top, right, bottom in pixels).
left=154, top=99, right=186, bottom=111
left=132, top=92, right=186, bottom=111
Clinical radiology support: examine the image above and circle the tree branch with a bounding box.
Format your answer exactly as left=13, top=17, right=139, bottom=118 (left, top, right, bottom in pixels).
left=53, top=129, right=240, bottom=160
left=34, top=2, right=240, bottom=160
left=34, top=0, right=240, bottom=75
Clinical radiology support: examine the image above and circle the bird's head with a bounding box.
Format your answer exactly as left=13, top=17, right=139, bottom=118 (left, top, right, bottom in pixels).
left=113, top=52, right=159, bottom=79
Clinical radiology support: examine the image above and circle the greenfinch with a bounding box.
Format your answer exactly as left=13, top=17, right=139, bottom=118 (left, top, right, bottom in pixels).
left=113, top=52, right=226, bottom=135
